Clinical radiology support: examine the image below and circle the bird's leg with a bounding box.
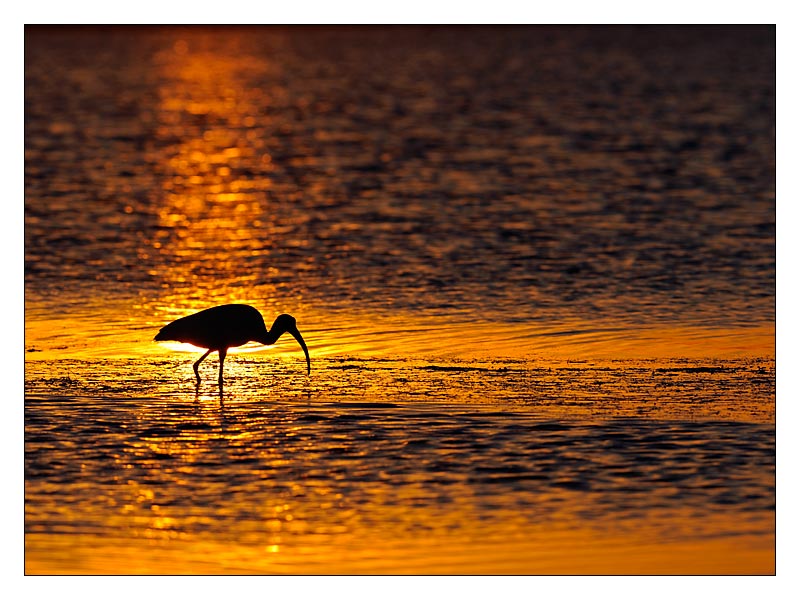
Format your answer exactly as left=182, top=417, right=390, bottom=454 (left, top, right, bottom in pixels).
left=193, top=349, right=212, bottom=385
left=218, top=348, right=227, bottom=388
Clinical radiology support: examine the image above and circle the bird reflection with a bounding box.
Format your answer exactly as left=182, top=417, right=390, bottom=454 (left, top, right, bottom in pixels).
left=155, top=304, right=311, bottom=390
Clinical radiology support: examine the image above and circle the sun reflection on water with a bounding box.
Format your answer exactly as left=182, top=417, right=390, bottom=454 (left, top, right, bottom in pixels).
left=146, top=33, right=305, bottom=325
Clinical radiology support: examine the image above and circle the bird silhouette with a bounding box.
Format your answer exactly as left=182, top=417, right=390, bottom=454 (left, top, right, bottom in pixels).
left=154, top=304, right=310, bottom=386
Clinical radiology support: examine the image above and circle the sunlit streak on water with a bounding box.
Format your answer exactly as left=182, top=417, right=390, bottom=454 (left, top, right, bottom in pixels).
left=25, top=298, right=774, bottom=361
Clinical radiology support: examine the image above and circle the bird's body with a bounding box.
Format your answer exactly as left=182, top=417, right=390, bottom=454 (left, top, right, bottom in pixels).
left=155, top=304, right=268, bottom=350
left=154, top=304, right=310, bottom=386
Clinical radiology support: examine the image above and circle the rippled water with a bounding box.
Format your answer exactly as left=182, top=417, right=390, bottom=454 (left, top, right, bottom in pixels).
left=25, top=26, right=774, bottom=343
left=24, top=26, right=775, bottom=574
left=25, top=355, right=775, bottom=574
left=25, top=357, right=774, bottom=574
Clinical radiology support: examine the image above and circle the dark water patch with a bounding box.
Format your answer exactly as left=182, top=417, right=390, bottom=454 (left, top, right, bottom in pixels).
left=297, top=412, right=329, bottom=423
left=553, top=479, right=592, bottom=492
left=421, top=365, right=494, bottom=372
left=530, top=421, right=572, bottom=432
left=139, top=427, right=178, bottom=438
left=176, top=422, right=215, bottom=431
left=338, top=402, right=400, bottom=408
left=654, top=366, right=733, bottom=374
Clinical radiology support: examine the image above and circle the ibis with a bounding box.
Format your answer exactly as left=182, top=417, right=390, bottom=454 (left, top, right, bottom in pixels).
left=154, top=304, right=310, bottom=386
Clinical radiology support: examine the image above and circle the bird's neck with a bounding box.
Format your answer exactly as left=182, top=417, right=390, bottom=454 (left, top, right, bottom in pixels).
left=258, top=328, right=283, bottom=346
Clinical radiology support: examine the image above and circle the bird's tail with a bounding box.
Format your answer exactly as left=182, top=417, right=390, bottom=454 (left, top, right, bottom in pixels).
left=154, top=320, right=183, bottom=342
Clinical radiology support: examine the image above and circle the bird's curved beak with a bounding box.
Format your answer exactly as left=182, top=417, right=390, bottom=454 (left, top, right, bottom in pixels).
left=289, top=327, right=311, bottom=375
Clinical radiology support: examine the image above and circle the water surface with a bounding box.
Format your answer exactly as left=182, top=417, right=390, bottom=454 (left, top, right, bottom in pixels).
left=24, top=26, right=775, bottom=574
left=26, top=357, right=774, bottom=574
left=25, top=26, right=775, bottom=353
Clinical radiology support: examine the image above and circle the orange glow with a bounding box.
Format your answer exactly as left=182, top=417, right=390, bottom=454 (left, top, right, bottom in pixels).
left=24, top=28, right=775, bottom=577
left=24, top=509, right=774, bottom=575
left=24, top=300, right=774, bottom=362
left=154, top=340, right=277, bottom=354
left=146, top=34, right=294, bottom=325
left=23, top=290, right=776, bottom=407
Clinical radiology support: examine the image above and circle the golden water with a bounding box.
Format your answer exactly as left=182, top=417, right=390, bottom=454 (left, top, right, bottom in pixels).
left=25, top=26, right=775, bottom=574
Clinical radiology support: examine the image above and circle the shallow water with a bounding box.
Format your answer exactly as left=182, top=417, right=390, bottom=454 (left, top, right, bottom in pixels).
left=24, top=26, right=775, bottom=574
left=25, top=357, right=774, bottom=574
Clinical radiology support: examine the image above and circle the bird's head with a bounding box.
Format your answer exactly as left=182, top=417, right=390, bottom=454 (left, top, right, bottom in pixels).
left=268, top=314, right=311, bottom=375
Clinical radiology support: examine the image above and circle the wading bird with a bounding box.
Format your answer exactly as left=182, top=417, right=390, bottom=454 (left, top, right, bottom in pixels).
left=154, top=304, right=310, bottom=386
